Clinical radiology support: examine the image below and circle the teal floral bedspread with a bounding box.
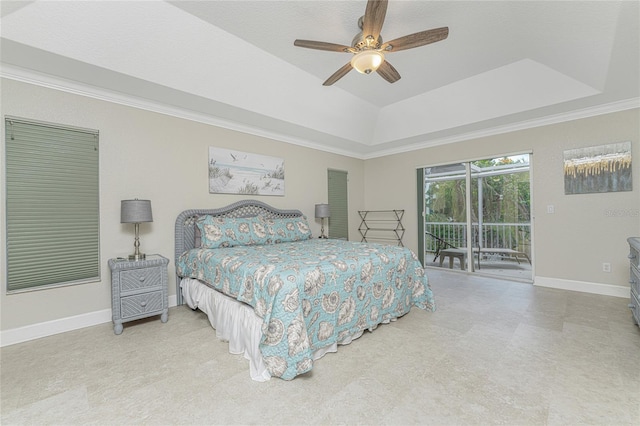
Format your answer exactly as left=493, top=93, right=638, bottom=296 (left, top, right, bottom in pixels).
left=177, top=239, right=435, bottom=380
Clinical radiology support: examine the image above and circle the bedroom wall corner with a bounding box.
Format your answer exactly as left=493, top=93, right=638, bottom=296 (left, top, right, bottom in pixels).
left=362, top=108, right=640, bottom=295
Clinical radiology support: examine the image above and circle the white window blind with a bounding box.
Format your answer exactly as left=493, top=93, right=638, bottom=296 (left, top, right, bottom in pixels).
left=5, top=117, right=100, bottom=292
left=327, top=169, right=348, bottom=239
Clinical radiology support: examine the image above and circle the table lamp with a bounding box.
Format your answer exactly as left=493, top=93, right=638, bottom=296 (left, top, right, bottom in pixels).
left=121, top=199, right=153, bottom=260
left=315, top=203, right=330, bottom=239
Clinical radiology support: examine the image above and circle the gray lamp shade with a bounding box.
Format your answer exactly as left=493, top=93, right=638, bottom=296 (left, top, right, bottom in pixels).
left=315, top=203, right=330, bottom=219
left=121, top=199, right=153, bottom=223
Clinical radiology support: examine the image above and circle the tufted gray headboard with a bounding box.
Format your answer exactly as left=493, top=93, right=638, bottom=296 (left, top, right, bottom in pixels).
left=174, top=199, right=304, bottom=305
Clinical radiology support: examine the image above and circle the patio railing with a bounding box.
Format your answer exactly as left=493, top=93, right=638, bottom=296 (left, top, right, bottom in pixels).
left=425, top=222, right=531, bottom=255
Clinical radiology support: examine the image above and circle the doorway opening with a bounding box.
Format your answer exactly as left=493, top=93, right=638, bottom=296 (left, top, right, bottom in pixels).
left=421, top=154, right=532, bottom=282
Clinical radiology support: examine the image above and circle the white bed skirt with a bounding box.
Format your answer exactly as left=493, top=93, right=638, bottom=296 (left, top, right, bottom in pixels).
left=180, top=278, right=369, bottom=381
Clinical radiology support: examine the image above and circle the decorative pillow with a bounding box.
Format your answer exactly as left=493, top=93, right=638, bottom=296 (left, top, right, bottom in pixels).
left=258, top=215, right=312, bottom=243
left=195, top=215, right=268, bottom=248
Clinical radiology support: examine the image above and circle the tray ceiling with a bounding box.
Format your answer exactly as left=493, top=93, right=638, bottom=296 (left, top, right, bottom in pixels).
left=1, top=1, right=638, bottom=158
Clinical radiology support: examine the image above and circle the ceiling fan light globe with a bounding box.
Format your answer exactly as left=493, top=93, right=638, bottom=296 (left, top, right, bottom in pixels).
left=350, top=50, right=384, bottom=74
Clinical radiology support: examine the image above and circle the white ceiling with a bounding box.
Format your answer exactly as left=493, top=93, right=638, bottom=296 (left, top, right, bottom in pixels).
left=1, top=1, right=639, bottom=159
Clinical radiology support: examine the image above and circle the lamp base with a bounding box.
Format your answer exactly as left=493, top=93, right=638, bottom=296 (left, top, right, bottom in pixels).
left=319, top=219, right=328, bottom=239
left=128, top=253, right=146, bottom=261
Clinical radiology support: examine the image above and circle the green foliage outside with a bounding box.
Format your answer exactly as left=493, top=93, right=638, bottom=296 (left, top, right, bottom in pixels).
left=425, top=156, right=531, bottom=250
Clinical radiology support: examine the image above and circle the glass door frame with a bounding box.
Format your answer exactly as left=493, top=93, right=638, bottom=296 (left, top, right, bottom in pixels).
left=419, top=151, right=534, bottom=282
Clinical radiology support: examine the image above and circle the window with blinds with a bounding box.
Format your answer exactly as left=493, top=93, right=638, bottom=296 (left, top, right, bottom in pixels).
left=5, top=117, right=100, bottom=293
left=327, top=169, right=348, bottom=240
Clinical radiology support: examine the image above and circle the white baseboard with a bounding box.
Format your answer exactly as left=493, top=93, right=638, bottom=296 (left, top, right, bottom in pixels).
left=0, top=294, right=178, bottom=348
left=534, top=276, right=630, bottom=298
left=0, top=308, right=113, bottom=347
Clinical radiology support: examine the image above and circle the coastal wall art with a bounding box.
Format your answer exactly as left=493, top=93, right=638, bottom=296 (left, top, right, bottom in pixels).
left=208, top=147, right=285, bottom=196
left=563, top=141, right=632, bottom=195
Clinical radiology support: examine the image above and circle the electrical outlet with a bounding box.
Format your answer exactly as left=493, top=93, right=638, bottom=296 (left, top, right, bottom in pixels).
left=602, top=262, right=611, bottom=273
left=547, top=205, right=555, bottom=214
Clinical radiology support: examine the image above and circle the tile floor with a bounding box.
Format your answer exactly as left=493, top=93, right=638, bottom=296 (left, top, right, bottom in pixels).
left=1, top=269, right=639, bottom=425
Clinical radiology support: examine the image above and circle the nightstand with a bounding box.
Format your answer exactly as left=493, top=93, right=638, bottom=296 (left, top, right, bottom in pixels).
left=108, top=254, right=169, bottom=335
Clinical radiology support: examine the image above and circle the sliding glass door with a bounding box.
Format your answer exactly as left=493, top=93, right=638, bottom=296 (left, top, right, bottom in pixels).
left=422, top=154, right=532, bottom=281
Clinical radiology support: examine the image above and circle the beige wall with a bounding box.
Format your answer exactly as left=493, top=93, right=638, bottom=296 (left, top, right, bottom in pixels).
left=0, top=79, right=365, bottom=330
left=364, top=109, right=640, bottom=287
left=1, top=78, right=638, bottom=334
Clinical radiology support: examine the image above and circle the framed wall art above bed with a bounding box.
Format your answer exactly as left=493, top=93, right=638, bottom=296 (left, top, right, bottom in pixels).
left=208, top=147, right=285, bottom=196
left=174, top=200, right=435, bottom=381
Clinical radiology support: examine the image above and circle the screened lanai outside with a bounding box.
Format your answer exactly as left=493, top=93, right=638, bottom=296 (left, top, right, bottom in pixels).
left=422, top=155, right=532, bottom=282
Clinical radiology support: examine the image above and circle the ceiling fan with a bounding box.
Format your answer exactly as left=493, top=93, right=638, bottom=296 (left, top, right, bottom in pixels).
left=293, top=0, right=449, bottom=86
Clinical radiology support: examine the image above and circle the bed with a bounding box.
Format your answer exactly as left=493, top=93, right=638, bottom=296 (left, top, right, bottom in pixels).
left=175, top=200, right=435, bottom=381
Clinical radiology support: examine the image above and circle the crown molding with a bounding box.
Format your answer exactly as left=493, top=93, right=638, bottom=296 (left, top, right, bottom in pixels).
left=3, top=64, right=637, bottom=162
left=0, top=64, right=367, bottom=159
left=363, top=97, right=640, bottom=159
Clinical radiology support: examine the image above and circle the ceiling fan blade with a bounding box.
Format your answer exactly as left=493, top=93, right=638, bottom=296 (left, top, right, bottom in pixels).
left=323, top=62, right=354, bottom=86
left=294, top=39, right=352, bottom=52
left=362, top=0, right=388, bottom=42
left=381, top=27, right=449, bottom=53
left=376, top=60, right=401, bottom=83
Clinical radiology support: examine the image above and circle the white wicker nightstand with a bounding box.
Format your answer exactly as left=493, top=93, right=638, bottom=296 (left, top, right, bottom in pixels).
left=108, top=255, right=169, bottom=335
